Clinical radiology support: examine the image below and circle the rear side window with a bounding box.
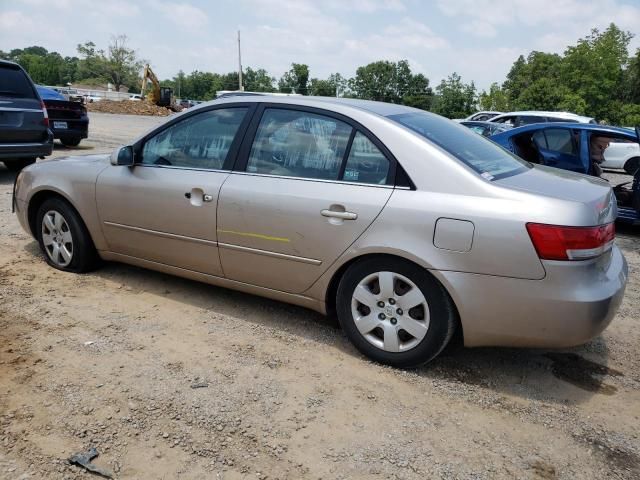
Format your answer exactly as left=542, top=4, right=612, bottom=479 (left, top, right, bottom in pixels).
left=0, top=66, right=37, bottom=99
left=518, top=116, right=545, bottom=126
left=388, top=111, right=529, bottom=180
left=247, top=108, right=352, bottom=180
left=544, top=128, right=577, bottom=154
left=343, top=132, right=390, bottom=184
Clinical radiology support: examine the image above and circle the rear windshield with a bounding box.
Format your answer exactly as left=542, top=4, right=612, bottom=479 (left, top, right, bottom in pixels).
left=0, top=65, right=37, bottom=99
left=388, top=111, right=529, bottom=180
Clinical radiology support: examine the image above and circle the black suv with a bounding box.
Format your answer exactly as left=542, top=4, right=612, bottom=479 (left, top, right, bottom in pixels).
left=0, top=60, right=53, bottom=171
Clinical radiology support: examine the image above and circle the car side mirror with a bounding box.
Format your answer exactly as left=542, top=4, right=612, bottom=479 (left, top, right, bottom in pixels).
left=110, top=145, right=134, bottom=166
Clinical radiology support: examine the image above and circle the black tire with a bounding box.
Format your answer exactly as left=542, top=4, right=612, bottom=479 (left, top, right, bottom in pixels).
left=35, top=197, right=99, bottom=273
left=3, top=158, right=36, bottom=172
left=623, top=157, right=640, bottom=176
left=336, top=256, right=456, bottom=368
left=61, top=137, right=82, bottom=147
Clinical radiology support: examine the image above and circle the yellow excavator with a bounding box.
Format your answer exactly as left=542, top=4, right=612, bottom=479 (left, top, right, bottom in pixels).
left=140, top=64, right=176, bottom=109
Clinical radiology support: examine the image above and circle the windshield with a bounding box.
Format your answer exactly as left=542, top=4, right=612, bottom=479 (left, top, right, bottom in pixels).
left=388, top=111, right=530, bottom=180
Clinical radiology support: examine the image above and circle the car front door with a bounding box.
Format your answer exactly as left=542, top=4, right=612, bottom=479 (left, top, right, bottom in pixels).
left=96, top=106, right=252, bottom=276
left=216, top=106, right=395, bottom=294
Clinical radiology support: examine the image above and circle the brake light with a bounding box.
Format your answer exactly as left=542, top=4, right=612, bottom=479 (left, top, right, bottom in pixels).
left=526, top=223, right=615, bottom=261
left=41, top=100, right=49, bottom=127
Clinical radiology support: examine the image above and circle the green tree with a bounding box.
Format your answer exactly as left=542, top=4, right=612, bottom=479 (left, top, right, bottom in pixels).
left=562, top=24, right=633, bottom=122
left=309, top=78, right=335, bottom=96
left=349, top=60, right=432, bottom=107
left=243, top=67, right=275, bottom=92
left=278, top=63, right=309, bottom=94
left=432, top=72, right=476, bottom=118
left=478, top=82, right=510, bottom=111
left=76, top=35, right=143, bottom=92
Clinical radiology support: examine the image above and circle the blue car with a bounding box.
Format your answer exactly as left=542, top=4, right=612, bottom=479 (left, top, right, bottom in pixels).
left=491, top=123, right=640, bottom=225
left=36, top=85, right=89, bottom=147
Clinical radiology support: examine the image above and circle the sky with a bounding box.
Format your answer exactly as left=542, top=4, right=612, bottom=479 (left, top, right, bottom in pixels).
left=1, top=0, right=640, bottom=91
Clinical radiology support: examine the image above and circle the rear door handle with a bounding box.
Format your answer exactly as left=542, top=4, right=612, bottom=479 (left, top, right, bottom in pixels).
left=321, top=209, right=358, bottom=220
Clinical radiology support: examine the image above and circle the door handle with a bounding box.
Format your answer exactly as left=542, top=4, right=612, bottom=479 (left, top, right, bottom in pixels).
left=185, top=189, right=214, bottom=206
left=321, top=209, right=357, bottom=220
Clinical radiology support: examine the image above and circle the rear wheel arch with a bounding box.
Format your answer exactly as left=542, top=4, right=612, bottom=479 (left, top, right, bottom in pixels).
left=325, top=253, right=463, bottom=342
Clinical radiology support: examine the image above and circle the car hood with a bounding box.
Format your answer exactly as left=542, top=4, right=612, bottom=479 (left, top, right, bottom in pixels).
left=41, top=153, right=110, bottom=165
left=495, top=165, right=616, bottom=224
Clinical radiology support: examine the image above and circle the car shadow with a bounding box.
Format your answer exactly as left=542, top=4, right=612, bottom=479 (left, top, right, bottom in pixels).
left=21, top=242, right=620, bottom=407
left=53, top=141, right=94, bottom=152
left=0, top=165, right=17, bottom=186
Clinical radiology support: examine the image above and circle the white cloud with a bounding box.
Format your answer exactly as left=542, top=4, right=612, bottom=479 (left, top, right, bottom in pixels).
left=460, top=20, right=498, bottom=38
left=152, top=1, right=209, bottom=29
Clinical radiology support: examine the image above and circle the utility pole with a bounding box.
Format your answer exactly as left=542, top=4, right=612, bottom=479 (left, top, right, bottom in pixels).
left=238, top=30, right=244, bottom=91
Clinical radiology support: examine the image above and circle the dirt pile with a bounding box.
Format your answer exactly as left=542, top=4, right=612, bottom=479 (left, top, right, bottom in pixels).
left=86, top=99, right=173, bottom=116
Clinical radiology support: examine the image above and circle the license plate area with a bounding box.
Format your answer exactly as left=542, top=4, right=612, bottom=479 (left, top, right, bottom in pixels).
left=53, top=121, right=68, bottom=129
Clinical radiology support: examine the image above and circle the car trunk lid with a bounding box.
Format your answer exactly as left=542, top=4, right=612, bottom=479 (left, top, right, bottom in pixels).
left=495, top=164, right=617, bottom=225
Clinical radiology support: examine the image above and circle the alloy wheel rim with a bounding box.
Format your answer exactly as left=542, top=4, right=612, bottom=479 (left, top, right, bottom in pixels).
left=351, top=271, right=430, bottom=353
left=41, top=210, right=73, bottom=267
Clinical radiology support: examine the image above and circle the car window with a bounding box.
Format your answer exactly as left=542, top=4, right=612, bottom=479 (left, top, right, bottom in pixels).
left=246, top=108, right=352, bottom=180
left=543, top=128, right=577, bottom=154
left=343, top=132, right=390, bottom=184
left=532, top=130, right=547, bottom=149
left=389, top=111, right=529, bottom=180
left=547, top=117, right=573, bottom=123
left=518, top=116, right=545, bottom=126
left=468, top=126, right=486, bottom=135
left=141, top=108, right=248, bottom=169
left=494, top=116, right=516, bottom=126
left=0, top=65, right=37, bottom=99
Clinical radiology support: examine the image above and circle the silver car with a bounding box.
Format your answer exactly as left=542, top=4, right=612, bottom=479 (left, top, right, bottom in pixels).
left=13, top=96, right=628, bottom=367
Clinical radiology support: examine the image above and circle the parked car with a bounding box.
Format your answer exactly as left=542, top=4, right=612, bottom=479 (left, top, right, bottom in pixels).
left=490, top=111, right=596, bottom=127
left=0, top=60, right=53, bottom=171
left=36, top=86, right=89, bottom=147
left=490, top=122, right=640, bottom=225
left=460, top=120, right=512, bottom=137
left=600, top=138, right=640, bottom=170
left=454, top=111, right=502, bottom=122
left=83, top=94, right=103, bottom=103
left=13, top=97, right=627, bottom=367
left=129, top=94, right=142, bottom=101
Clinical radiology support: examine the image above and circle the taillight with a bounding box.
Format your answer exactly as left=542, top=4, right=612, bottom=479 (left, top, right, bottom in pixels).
left=41, top=100, right=49, bottom=127
left=526, top=223, right=615, bottom=261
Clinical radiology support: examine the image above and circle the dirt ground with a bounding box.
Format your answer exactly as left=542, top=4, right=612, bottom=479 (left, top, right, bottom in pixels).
left=0, top=112, right=639, bottom=479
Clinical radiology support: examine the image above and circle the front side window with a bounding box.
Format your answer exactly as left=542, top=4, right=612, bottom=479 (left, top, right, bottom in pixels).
left=141, top=108, right=248, bottom=169
left=388, top=111, right=529, bottom=180
left=247, top=108, right=352, bottom=180
left=343, top=132, right=390, bottom=184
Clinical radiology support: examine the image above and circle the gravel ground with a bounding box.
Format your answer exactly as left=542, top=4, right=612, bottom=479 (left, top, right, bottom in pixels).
left=0, top=113, right=639, bottom=479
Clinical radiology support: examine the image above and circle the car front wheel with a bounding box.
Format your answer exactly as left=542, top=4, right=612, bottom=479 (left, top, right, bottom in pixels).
left=36, top=197, right=99, bottom=273
left=336, top=257, right=456, bottom=368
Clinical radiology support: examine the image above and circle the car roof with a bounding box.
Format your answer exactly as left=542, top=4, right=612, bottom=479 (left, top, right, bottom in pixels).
left=196, top=94, right=425, bottom=118
left=492, top=122, right=638, bottom=139
left=492, top=111, right=594, bottom=121
left=461, top=120, right=507, bottom=126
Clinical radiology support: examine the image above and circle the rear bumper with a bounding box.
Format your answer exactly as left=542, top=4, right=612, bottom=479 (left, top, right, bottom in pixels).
left=50, top=117, right=89, bottom=139
left=617, top=206, right=640, bottom=226
left=0, top=132, right=54, bottom=159
left=435, top=245, right=628, bottom=348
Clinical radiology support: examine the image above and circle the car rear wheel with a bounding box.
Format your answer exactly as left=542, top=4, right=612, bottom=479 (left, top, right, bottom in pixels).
left=36, top=197, right=99, bottom=273
left=61, top=137, right=82, bottom=147
left=3, top=158, right=36, bottom=172
left=336, top=257, right=456, bottom=368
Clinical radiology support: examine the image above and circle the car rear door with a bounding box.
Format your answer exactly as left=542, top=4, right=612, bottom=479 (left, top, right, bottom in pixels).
left=216, top=105, right=395, bottom=294
left=96, top=105, right=253, bottom=276
left=0, top=63, right=47, bottom=144
left=532, top=127, right=586, bottom=173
